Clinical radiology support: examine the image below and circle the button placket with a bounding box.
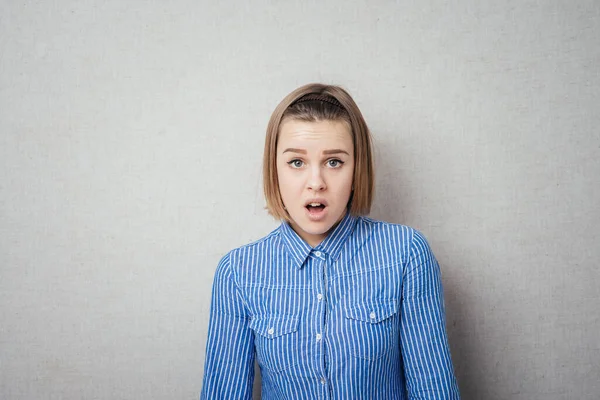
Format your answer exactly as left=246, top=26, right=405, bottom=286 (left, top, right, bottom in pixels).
left=313, top=251, right=329, bottom=386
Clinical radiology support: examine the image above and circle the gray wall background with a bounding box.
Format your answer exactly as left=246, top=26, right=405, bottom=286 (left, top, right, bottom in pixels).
left=1, top=1, right=599, bottom=399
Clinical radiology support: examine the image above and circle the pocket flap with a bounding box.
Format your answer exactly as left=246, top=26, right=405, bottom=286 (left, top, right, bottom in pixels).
left=345, top=299, right=398, bottom=323
left=249, top=315, right=299, bottom=338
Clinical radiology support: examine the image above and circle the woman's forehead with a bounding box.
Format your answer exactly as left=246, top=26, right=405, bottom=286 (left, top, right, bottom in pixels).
left=277, top=119, right=353, bottom=147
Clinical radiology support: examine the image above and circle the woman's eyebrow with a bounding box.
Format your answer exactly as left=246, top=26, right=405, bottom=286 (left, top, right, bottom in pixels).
left=323, top=149, right=350, bottom=155
left=282, top=148, right=307, bottom=154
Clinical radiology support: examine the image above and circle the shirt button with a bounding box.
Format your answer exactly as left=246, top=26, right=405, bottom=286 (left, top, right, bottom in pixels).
left=369, top=311, right=376, bottom=320
left=320, top=378, right=326, bottom=385
left=317, top=293, right=323, bottom=301
left=316, top=333, right=322, bottom=342
left=314, top=251, right=322, bottom=257
left=268, top=327, right=274, bottom=335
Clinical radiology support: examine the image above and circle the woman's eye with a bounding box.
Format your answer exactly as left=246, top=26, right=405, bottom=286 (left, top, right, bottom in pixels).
left=288, top=160, right=304, bottom=168
left=327, top=159, right=343, bottom=168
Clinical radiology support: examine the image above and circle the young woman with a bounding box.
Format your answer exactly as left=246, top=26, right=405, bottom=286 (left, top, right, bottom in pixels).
left=201, top=83, right=460, bottom=399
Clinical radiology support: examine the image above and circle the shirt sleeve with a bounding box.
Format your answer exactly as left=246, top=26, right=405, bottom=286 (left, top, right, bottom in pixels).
left=200, top=252, right=255, bottom=400
left=400, top=230, right=460, bottom=399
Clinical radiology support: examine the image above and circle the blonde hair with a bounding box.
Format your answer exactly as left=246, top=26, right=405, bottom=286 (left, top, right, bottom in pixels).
left=263, top=83, right=374, bottom=221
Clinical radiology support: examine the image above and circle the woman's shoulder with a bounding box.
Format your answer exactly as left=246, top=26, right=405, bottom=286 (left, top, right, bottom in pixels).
left=218, top=225, right=283, bottom=264
left=353, top=217, right=437, bottom=267
left=356, top=216, right=423, bottom=239
left=355, top=216, right=435, bottom=253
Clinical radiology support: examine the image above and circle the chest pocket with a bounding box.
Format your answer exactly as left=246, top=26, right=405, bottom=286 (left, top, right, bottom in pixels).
left=344, top=299, right=399, bottom=360
left=249, top=315, right=300, bottom=373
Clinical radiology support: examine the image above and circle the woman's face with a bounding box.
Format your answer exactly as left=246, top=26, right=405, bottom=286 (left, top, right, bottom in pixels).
left=276, top=118, right=354, bottom=247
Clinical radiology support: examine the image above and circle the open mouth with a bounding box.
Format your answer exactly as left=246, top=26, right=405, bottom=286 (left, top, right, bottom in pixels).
left=305, top=202, right=327, bottom=219
left=306, top=203, right=326, bottom=212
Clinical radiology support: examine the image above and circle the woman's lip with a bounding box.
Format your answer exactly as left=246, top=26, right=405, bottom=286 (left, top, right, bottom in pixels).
left=305, top=199, right=328, bottom=207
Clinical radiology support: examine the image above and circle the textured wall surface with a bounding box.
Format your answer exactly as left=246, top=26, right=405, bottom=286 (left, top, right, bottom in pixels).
left=1, top=1, right=599, bottom=399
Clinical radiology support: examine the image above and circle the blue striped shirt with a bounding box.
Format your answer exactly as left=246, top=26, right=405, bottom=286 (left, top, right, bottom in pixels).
left=201, top=213, right=460, bottom=399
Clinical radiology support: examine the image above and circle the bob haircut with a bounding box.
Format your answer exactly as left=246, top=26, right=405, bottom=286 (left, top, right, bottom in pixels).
left=263, top=83, right=374, bottom=222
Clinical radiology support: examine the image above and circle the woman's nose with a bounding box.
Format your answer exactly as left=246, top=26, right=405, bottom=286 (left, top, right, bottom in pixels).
left=307, top=167, right=326, bottom=192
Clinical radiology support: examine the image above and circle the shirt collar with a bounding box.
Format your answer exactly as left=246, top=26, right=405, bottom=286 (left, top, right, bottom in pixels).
left=280, top=212, right=358, bottom=269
